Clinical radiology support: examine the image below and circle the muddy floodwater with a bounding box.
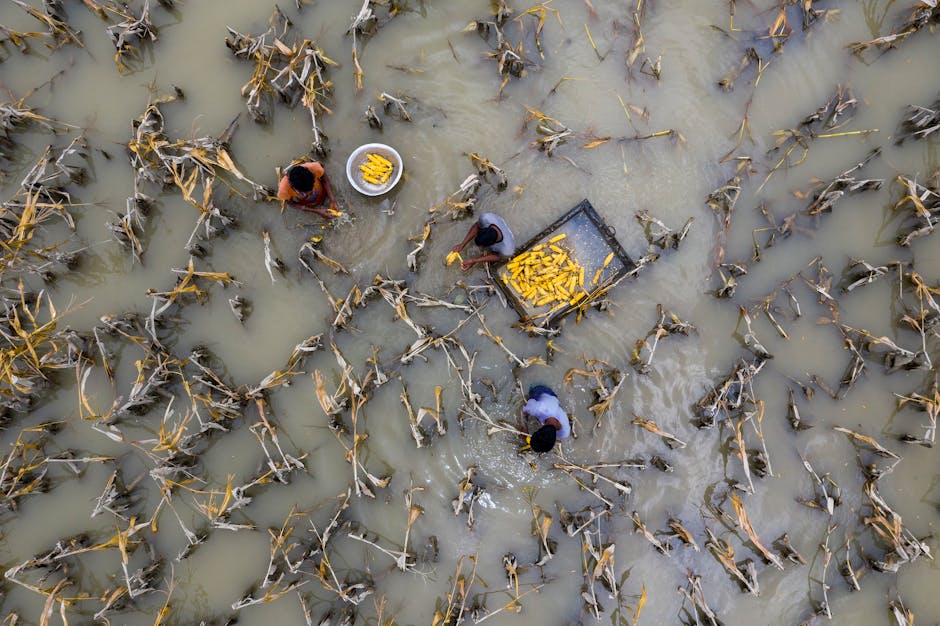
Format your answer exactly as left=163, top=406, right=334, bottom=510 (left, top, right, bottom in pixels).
left=1, top=1, right=938, bottom=624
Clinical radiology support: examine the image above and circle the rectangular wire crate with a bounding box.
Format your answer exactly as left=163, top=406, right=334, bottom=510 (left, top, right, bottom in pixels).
left=493, top=199, right=635, bottom=329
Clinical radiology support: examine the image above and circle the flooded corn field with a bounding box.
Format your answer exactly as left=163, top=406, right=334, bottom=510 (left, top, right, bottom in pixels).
left=1, top=0, right=939, bottom=624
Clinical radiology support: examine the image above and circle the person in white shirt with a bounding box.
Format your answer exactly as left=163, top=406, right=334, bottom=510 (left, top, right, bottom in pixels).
left=451, top=212, right=516, bottom=270
left=521, top=384, right=571, bottom=453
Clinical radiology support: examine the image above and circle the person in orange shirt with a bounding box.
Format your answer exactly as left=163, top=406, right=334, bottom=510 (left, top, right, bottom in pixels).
left=276, top=162, right=338, bottom=219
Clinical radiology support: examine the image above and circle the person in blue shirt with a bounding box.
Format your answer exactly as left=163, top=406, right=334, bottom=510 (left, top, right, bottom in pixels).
left=451, top=212, right=516, bottom=271
left=521, top=385, right=571, bottom=453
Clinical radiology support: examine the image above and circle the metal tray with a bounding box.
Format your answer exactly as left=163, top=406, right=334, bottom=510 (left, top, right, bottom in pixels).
left=493, top=199, right=635, bottom=328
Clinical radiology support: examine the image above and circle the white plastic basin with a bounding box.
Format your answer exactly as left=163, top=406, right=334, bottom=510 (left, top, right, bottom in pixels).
left=345, top=143, right=403, bottom=196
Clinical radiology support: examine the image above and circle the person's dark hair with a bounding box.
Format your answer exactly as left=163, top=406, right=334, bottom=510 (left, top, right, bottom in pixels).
left=529, top=424, right=557, bottom=453
left=288, top=165, right=315, bottom=193
left=474, top=225, right=499, bottom=247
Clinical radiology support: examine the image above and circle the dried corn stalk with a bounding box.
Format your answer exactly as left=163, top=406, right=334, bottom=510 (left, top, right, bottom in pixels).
left=227, top=7, right=336, bottom=154
left=849, top=2, right=940, bottom=57
left=104, top=0, right=157, bottom=73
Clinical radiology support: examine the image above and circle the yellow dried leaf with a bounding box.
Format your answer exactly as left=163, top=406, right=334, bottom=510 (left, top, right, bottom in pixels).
left=582, top=137, right=610, bottom=149
left=632, top=584, right=647, bottom=626
left=592, top=544, right=615, bottom=579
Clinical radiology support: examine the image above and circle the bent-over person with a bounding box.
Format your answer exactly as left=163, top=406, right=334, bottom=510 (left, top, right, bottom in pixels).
left=521, top=384, right=571, bottom=453
left=451, top=212, right=515, bottom=271
left=277, top=161, right=338, bottom=219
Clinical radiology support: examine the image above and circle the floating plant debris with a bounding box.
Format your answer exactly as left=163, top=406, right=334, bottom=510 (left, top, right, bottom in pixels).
left=0, top=2, right=936, bottom=625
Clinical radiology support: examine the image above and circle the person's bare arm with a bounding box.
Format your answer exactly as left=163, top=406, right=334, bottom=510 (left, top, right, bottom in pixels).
left=321, top=172, right=338, bottom=210
left=276, top=175, right=292, bottom=202
left=312, top=206, right=337, bottom=219
left=519, top=399, right=538, bottom=437
left=294, top=202, right=336, bottom=219
left=460, top=252, right=500, bottom=270
left=453, top=223, right=479, bottom=254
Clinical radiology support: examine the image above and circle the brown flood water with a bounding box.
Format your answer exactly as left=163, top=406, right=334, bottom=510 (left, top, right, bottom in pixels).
left=0, top=1, right=938, bottom=624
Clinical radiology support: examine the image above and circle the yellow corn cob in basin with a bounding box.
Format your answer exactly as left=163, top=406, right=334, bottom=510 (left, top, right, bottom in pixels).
left=367, top=153, right=393, bottom=168
left=359, top=153, right=394, bottom=185
left=502, top=237, right=590, bottom=311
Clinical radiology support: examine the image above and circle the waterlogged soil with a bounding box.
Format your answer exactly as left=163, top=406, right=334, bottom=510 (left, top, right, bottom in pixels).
left=0, top=1, right=938, bottom=625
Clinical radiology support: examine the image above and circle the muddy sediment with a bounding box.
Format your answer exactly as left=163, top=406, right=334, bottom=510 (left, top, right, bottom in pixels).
left=0, top=1, right=938, bottom=624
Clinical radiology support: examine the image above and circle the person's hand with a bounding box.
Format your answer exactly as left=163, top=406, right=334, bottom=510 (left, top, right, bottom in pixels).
left=451, top=244, right=463, bottom=254
left=329, top=201, right=339, bottom=211
left=460, top=260, right=474, bottom=271
left=316, top=208, right=336, bottom=219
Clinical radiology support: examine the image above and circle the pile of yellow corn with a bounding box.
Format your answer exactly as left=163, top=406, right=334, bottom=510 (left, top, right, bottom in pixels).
left=501, top=234, right=589, bottom=309
left=359, top=153, right=394, bottom=185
